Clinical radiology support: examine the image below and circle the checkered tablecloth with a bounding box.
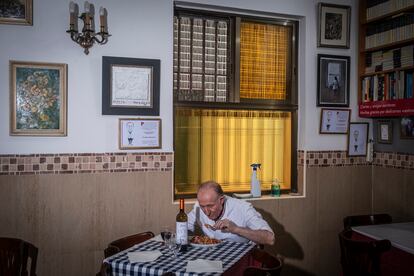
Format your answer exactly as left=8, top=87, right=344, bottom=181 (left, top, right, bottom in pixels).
left=104, top=238, right=255, bottom=276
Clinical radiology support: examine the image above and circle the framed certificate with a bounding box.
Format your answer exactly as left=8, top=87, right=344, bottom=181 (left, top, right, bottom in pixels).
left=378, top=120, right=392, bottom=144
left=119, top=118, right=162, bottom=149
left=319, top=108, right=351, bottom=134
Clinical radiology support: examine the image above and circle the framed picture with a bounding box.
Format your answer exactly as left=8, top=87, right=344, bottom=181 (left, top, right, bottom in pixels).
left=10, top=61, right=67, bottom=136
left=119, top=118, right=162, bottom=149
left=0, top=0, right=33, bottom=25
left=102, top=56, right=160, bottom=116
left=317, top=54, right=350, bottom=107
left=347, top=123, right=369, bottom=157
left=317, top=3, right=350, bottom=48
left=377, top=120, right=393, bottom=144
left=319, top=108, right=351, bottom=134
left=400, top=117, right=414, bottom=139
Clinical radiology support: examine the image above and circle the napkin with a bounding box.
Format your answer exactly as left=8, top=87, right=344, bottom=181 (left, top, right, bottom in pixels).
left=186, top=259, right=223, bottom=273
left=127, top=250, right=162, bottom=263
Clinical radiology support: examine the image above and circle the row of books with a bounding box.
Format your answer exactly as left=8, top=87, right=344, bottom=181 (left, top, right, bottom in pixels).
left=361, top=70, right=414, bottom=102
left=366, top=0, right=414, bottom=21
left=365, top=45, right=414, bottom=73
left=365, top=14, right=414, bottom=49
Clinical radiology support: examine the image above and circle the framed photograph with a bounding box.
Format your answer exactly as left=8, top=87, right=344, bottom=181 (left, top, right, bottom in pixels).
left=347, top=123, right=369, bottom=157
left=378, top=120, right=393, bottom=144
left=119, top=118, right=162, bottom=149
left=10, top=61, right=67, bottom=136
left=319, top=108, right=351, bottom=134
left=0, top=0, right=33, bottom=25
left=400, top=117, right=414, bottom=139
left=317, top=54, right=350, bottom=107
left=317, top=3, right=350, bottom=48
left=102, top=56, right=160, bottom=116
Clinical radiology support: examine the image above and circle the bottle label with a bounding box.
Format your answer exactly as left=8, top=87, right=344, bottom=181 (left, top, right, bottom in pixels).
left=176, top=221, right=188, bottom=245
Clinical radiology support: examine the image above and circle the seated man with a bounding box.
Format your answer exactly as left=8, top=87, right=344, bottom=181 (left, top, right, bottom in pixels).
left=188, top=181, right=275, bottom=245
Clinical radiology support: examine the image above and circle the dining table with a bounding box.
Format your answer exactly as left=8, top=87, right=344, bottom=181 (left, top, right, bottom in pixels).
left=351, top=222, right=414, bottom=276
left=103, top=235, right=256, bottom=276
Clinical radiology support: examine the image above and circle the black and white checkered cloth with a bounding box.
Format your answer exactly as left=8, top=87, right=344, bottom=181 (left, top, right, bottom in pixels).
left=104, top=238, right=255, bottom=276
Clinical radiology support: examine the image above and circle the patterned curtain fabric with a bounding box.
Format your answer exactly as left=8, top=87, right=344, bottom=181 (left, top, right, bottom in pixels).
left=240, top=21, right=290, bottom=100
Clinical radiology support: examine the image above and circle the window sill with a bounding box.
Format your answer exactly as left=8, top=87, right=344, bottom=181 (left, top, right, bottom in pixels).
left=174, top=193, right=304, bottom=205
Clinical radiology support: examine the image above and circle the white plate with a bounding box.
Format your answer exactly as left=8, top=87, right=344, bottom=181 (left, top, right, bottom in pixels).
left=190, top=241, right=222, bottom=248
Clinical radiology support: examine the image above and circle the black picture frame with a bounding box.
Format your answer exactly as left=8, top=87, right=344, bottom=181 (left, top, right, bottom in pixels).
left=400, top=117, right=414, bottom=139
left=317, top=3, right=351, bottom=49
left=317, top=54, right=350, bottom=107
left=102, top=56, right=160, bottom=116
left=347, top=122, right=369, bottom=157
left=377, top=120, right=393, bottom=144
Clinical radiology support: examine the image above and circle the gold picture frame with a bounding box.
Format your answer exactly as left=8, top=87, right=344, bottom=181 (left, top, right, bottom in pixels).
left=10, top=61, right=68, bottom=136
left=0, top=0, right=33, bottom=25
left=119, top=118, right=162, bottom=150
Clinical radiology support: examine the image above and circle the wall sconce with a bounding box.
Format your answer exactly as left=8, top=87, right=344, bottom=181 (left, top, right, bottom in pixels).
left=66, top=1, right=110, bottom=55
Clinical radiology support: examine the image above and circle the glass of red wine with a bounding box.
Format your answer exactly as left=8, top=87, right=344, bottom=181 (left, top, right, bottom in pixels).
left=161, top=227, right=172, bottom=246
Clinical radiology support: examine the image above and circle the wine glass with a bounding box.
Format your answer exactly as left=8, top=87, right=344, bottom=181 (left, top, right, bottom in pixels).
left=160, top=226, right=172, bottom=246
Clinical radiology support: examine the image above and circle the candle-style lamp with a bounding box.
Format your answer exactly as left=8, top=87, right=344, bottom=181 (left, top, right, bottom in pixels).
left=66, top=1, right=110, bottom=55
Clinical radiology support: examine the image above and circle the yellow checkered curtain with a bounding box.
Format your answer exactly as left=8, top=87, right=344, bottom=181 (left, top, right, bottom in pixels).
left=174, top=107, right=291, bottom=196
left=240, top=21, right=291, bottom=100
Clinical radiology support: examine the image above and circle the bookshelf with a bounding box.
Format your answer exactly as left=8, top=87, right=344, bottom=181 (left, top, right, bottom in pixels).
left=358, top=0, right=414, bottom=117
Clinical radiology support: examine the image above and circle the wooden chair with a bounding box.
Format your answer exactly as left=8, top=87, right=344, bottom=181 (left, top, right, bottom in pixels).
left=338, top=229, right=391, bottom=276
left=343, top=214, right=392, bottom=230
left=0, top=237, right=38, bottom=276
left=104, top=231, right=155, bottom=258
left=243, top=248, right=283, bottom=276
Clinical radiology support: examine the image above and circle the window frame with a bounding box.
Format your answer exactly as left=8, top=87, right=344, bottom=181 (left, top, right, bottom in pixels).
left=173, top=5, right=299, bottom=198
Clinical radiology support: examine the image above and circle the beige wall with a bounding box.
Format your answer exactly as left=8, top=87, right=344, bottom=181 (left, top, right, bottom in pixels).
left=0, top=164, right=381, bottom=276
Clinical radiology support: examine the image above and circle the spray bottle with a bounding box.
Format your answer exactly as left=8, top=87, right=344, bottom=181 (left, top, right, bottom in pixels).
left=250, top=163, right=261, bottom=197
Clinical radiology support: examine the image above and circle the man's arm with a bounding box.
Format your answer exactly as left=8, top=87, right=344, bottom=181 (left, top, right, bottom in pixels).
left=213, top=219, right=275, bottom=245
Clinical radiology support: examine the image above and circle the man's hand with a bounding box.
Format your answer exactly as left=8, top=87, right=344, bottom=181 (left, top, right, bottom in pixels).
left=214, top=219, right=274, bottom=245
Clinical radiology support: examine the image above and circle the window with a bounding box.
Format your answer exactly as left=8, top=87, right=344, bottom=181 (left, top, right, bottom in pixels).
left=173, top=5, right=298, bottom=198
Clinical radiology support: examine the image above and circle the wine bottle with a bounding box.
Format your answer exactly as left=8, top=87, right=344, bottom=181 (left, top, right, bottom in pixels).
left=176, top=198, right=188, bottom=252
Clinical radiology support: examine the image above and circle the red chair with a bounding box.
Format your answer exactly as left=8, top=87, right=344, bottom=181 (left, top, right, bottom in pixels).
left=339, top=229, right=391, bottom=276
left=104, top=231, right=155, bottom=258
left=0, top=237, right=38, bottom=276
left=243, top=248, right=283, bottom=276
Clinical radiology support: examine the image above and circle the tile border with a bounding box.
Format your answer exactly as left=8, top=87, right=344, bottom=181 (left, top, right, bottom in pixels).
left=0, top=150, right=412, bottom=176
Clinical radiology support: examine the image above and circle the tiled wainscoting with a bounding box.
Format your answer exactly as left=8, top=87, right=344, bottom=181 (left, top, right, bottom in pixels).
left=0, top=152, right=173, bottom=175
left=1, top=150, right=412, bottom=176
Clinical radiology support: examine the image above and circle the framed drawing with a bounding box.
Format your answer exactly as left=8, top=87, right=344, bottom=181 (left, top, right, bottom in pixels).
left=377, top=120, right=393, bottom=144
left=347, top=122, right=369, bottom=157
left=319, top=108, right=351, bottom=134
left=317, top=3, right=350, bottom=48
left=102, top=56, right=160, bottom=116
left=400, top=117, right=414, bottom=139
left=0, top=0, right=33, bottom=25
left=119, top=118, right=162, bottom=149
left=317, top=54, right=350, bottom=107
left=10, top=61, right=67, bottom=136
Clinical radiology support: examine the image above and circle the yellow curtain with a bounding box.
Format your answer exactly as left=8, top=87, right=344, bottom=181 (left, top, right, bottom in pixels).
left=174, top=108, right=291, bottom=195
left=240, top=21, right=290, bottom=100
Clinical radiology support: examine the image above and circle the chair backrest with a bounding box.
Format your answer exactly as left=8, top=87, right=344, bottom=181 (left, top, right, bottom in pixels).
left=343, top=213, right=392, bottom=230
left=338, top=229, right=391, bottom=276
left=243, top=248, right=283, bottom=276
left=104, top=231, right=154, bottom=258
left=0, top=237, right=38, bottom=276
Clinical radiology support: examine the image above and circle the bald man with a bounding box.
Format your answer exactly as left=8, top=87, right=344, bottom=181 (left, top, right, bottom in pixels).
left=187, top=181, right=274, bottom=245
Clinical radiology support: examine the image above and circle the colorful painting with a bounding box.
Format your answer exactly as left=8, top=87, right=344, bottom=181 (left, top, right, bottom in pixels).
left=10, top=61, right=67, bottom=136
left=0, top=0, right=32, bottom=25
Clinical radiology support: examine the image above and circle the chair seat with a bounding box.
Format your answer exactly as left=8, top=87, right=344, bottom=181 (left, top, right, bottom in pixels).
left=243, top=248, right=283, bottom=276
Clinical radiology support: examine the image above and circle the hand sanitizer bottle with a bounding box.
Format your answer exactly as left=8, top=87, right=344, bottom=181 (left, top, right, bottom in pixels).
left=250, top=163, right=261, bottom=197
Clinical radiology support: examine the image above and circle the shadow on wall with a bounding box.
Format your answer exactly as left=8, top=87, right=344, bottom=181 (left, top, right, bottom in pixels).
left=257, top=208, right=316, bottom=276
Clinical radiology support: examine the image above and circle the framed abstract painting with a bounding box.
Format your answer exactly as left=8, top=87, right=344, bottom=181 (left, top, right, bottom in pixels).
left=10, top=61, right=67, bottom=136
